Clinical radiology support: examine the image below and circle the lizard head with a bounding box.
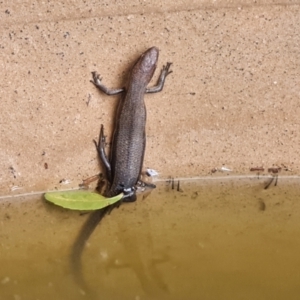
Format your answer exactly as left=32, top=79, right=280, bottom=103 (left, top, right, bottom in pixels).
left=130, top=47, right=159, bottom=85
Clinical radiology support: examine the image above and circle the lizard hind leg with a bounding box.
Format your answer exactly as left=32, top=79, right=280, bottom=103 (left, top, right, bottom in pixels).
left=94, top=124, right=112, bottom=182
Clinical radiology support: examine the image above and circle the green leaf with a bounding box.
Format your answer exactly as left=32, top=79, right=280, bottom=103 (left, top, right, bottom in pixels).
left=44, top=190, right=123, bottom=211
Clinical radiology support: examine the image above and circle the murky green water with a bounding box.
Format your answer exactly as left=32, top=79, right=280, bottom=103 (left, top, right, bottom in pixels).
left=1, top=176, right=300, bottom=300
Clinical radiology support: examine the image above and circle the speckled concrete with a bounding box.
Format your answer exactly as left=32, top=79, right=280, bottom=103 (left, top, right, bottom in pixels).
left=0, top=1, right=299, bottom=195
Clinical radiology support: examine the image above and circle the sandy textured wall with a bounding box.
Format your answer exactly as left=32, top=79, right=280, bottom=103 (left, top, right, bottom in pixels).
left=0, top=1, right=299, bottom=195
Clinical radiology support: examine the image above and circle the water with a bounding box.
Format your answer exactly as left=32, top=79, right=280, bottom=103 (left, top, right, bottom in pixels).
left=1, top=176, right=300, bottom=300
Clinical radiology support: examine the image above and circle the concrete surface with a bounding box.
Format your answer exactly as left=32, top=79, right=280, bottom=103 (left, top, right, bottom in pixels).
left=0, top=1, right=299, bottom=195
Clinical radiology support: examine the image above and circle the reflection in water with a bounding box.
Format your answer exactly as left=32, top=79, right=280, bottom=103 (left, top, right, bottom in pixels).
left=104, top=210, right=170, bottom=296
left=70, top=190, right=170, bottom=298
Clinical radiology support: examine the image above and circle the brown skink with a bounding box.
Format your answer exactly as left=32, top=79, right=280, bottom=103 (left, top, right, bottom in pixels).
left=71, top=47, right=172, bottom=290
